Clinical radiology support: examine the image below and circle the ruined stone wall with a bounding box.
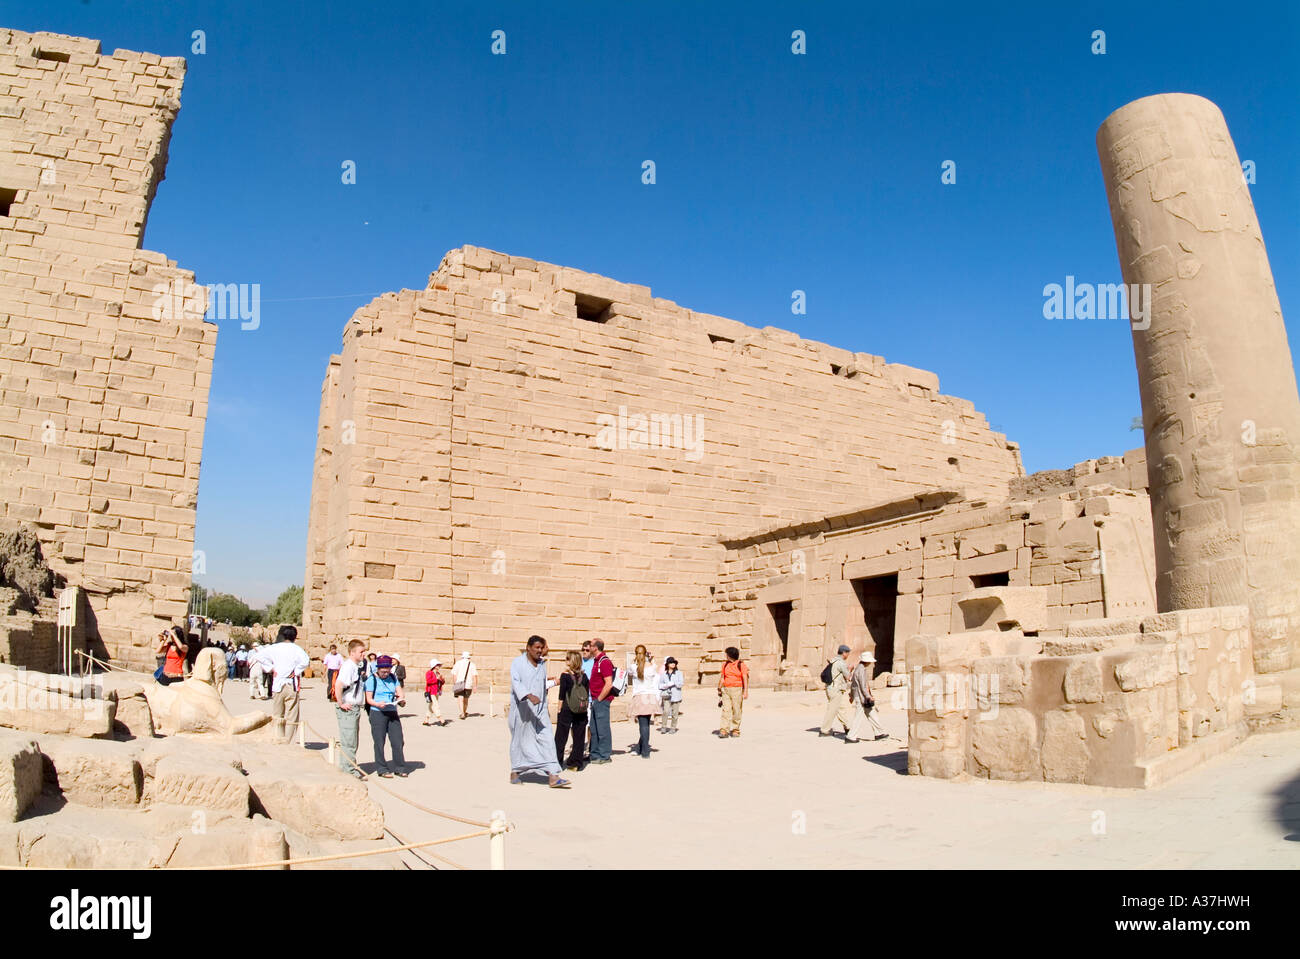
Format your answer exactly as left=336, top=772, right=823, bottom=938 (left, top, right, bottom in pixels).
left=906, top=606, right=1252, bottom=787
left=0, top=31, right=216, bottom=666
left=305, top=246, right=1022, bottom=675
left=713, top=456, right=1157, bottom=685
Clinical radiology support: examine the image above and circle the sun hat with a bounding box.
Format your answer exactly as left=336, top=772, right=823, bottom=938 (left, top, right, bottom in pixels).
left=461, top=651, right=471, bottom=660
left=375, top=655, right=394, bottom=668
left=859, top=650, right=876, bottom=663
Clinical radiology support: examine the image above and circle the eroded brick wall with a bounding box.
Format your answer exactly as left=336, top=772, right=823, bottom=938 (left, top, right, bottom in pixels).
left=305, top=246, right=1022, bottom=677
left=0, top=30, right=215, bottom=666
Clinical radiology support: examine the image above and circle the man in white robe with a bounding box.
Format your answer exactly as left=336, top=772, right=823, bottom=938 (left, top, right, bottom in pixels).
left=508, top=636, right=571, bottom=788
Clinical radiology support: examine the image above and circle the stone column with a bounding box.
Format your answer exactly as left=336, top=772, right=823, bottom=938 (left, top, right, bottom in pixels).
left=1097, top=93, right=1300, bottom=673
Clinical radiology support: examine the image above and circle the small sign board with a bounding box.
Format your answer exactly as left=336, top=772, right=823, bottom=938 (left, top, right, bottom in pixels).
left=57, top=587, right=77, bottom=628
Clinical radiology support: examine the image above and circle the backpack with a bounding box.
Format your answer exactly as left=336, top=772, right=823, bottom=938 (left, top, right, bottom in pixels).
left=358, top=661, right=371, bottom=713
left=594, top=655, right=620, bottom=698
left=564, top=673, right=589, bottom=715
left=820, top=660, right=835, bottom=686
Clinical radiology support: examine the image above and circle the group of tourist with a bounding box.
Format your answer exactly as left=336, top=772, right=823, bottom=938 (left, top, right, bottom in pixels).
left=331, top=646, right=481, bottom=778
left=505, top=638, right=753, bottom=788
left=506, top=638, right=892, bottom=787
left=156, top=620, right=887, bottom=784
left=819, top=644, right=888, bottom=743
left=154, top=623, right=311, bottom=746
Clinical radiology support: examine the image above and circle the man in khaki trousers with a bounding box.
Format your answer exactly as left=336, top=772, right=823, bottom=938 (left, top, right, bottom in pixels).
left=820, top=645, right=854, bottom=737
left=258, top=625, right=310, bottom=745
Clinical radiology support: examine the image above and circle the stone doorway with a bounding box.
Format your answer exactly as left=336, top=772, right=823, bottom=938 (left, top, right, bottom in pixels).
left=768, top=600, right=793, bottom=661
left=850, top=574, right=898, bottom=676
left=751, top=593, right=801, bottom=685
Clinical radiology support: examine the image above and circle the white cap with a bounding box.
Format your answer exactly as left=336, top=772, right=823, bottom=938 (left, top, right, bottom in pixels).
left=429, top=657, right=441, bottom=668
left=461, top=651, right=471, bottom=660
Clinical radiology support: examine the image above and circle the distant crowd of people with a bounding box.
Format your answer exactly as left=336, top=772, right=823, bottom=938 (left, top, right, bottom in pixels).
left=154, top=621, right=889, bottom=785
left=154, top=622, right=311, bottom=745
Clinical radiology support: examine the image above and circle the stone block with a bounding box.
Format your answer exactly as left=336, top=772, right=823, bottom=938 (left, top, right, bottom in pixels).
left=0, top=729, right=42, bottom=822
left=0, top=667, right=115, bottom=739
left=956, top=586, right=1047, bottom=633
left=1041, top=709, right=1089, bottom=782
left=1042, top=633, right=1137, bottom=656
left=970, top=707, right=1039, bottom=781
left=1113, top=645, right=1177, bottom=691
left=241, top=747, right=383, bottom=841
left=971, top=656, right=1030, bottom=707
left=1065, top=616, right=1143, bottom=638
left=37, top=732, right=143, bottom=807
left=98, top=673, right=153, bottom=739
left=1063, top=656, right=1104, bottom=703
left=167, top=817, right=289, bottom=869
left=151, top=754, right=250, bottom=814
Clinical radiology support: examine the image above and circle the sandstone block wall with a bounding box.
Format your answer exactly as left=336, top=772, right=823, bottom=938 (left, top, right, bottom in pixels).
left=304, top=246, right=1022, bottom=676
left=0, top=30, right=216, bottom=666
left=906, top=606, right=1251, bottom=787
left=713, top=454, right=1156, bottom=685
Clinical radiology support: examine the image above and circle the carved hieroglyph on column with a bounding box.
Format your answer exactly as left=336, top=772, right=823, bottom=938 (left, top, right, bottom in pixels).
left=1097, top=93, right=1300, bottom=673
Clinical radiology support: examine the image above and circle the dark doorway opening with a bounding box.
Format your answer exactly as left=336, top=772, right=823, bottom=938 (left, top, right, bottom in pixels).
left=850, top=574, right=898, bottom=676
left=768, top=600, right=793, bottom=661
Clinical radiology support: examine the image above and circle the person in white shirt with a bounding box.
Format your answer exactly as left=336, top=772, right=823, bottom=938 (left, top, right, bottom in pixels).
left=658, top=656, right=684, bottom=733
left=451, top=651, right=478, bottom=720
left=322, top=644, right=344, bottom=702
left=626, top=645, right=661, bottom=759
left=248, top=644, right=265, bottom=699
left=254, top=625, right=311, bottom=744
left=332, top=640, right=367, bottom=779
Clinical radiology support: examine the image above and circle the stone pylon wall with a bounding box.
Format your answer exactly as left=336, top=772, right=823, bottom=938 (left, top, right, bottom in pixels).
left=0, top=31, right=216, bottom=665
left=1098, top=94, right=1300, bottom=674
left=305, top=246, right=1022, bottom=677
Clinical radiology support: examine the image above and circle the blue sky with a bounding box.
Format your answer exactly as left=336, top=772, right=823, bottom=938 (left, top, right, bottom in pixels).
left=10, top=1, right=1299, bottom=604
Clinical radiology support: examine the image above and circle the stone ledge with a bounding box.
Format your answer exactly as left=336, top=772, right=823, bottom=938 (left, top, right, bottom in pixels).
left=1135, top=721, right=1250, bottom=789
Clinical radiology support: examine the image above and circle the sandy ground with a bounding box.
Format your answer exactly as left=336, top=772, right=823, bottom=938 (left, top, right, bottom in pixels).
left=220, top=675, right=1300, bottom=870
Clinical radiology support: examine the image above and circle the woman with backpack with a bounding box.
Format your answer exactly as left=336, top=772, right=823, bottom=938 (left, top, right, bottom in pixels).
left=155, top=626, right=187, bottom=685
left=717, top=646, right=749, bottom=738
left=555, top=650, right=589, bottom=770
left=627, top=644, right=661, bottom=758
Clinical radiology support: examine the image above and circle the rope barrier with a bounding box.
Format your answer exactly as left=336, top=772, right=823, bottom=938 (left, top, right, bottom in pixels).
left=72, top=650, right=510, bottom=868
left=384, top=825, right=469, bottom=871
left=160, top=830, right=491, bottom=870
left=77, top=650, right=149, bottom=675
left=301, top=717, right=496, bottom=831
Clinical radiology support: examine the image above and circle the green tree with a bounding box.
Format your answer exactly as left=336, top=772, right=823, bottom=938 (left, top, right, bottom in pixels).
left=205, top=591, right=261, bottom=627
left=265, top=585, right=303, bottom=626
